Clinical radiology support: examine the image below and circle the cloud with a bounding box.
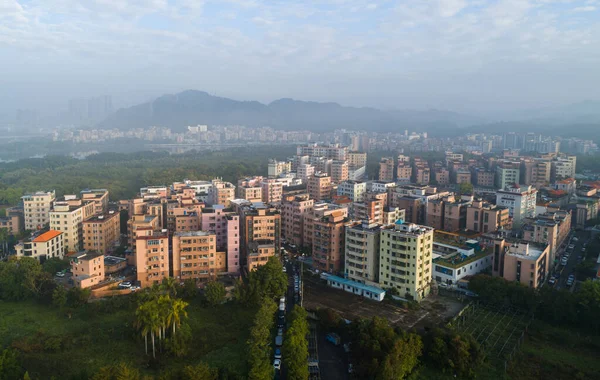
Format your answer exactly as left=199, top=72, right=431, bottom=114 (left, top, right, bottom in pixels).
left=573, top=5, right=596, bottom=12
left=438, top=0, right=467, bottom=17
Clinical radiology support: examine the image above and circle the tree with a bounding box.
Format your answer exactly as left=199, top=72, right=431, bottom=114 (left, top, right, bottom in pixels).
left=247, top=298, right=277, bottom=380
left=458, top=182, right=473, bottom=195
left=166, top=322, right=192, bottom=357
left=424, top=329, right=482, bottom=378
left=160, top=277, right=178, bottom=298
left=42, top=257, right=70, bottom=275
left=349, top=317, right=401, bottom=379
left=180, top=278, right=198, bottom=300
left=91, top=363, right=141, bottom=380
left=204, top=281, right=226, bottom=307
left=67, top=287, right=91, bottom=308
left=0, top=349, right=23, bottom=380
left=52, top=285, right=67, bottom=309
left=0, top=256, right=45, bottom=301
left=283, top=306, right=309, bottom=380
left=377, top=332, right=422, bottom=380
left=182, top=362, right=218, bottom=380
left=244, top=257, right=287, bottom=304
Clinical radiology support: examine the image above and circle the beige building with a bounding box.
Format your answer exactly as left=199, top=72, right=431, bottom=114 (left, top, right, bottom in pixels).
left=208, top=178, right=236, bottom=207
left=261, top=179, right=283, bottom=204
left=434, top=168, right=450, bottom=185
left=345, top=221, right=381, bottom=285
left=492, top=240, right=549, bottom=289
left=353, top=198, right=385, bottom=225
left=308, top=173, right=332, bottom=202
left=331, top=160, right=349, bottom=184
left=241, top=205, right=281, bottom=270
left=466, top=201, right=511, bottom=233
left=312, top=209, right=350, bottom=273
left=396, top=164, right=412, bottom=184
left=0, top=214, right=21, bottom=235
left=80, top=189, right=109, bottom=215
left=379, top=222, right=433, bottom=301
left=379, top=157, right=394, bottom=182
left=70, top=251, right=105, bottom=288
left=15, top=230, right=65, bottom=261
left=348, top=152, right=367, bottom=168
left=50, top=197, right=95, bottom=253
left=172, top=231, right=226, bottom=283
left=475, top=169, right=495, bottom=188
left=268, top=159, right=292, bottom=177
left=135, top=229, right=170, bottom=287
left=83, top=210, right=121, bottom=254
left=281, top=194, right=314, bottom=247
left=22, top=190, right=56, bottom=230
left=522, top=210, right=571, bottom=265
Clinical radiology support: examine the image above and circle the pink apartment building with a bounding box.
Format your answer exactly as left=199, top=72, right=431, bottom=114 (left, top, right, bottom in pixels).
left=201, top=205, right=241, bottom=273
left=70, top=251, right=105, bottom=289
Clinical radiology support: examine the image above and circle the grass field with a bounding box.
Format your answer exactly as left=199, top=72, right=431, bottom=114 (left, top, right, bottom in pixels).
left=0, top=298, right=255, bottom=379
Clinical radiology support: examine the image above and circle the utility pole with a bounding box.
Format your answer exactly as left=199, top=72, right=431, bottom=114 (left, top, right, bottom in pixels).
left=300, top=260, right=304, bottom=308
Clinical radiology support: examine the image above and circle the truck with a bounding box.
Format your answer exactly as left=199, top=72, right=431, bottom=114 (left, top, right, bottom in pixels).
left=326, top=333, right=341, bottom=346
left=275, top=335, right=283, bottom=347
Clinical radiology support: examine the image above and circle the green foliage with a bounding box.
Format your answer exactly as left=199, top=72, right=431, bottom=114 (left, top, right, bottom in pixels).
left=423, top=328, right=483, bottom=379
left=458, top=182, right=474, bottom=195
left=51, top=285, right=67, bottom=309
left=182, top=362, right=218, bottom=380
left=179, top=279, right=198, bottom=300
left=470, top=274, right=600, bottom=333
left=0, top=349, right=23, bottom=380
left=204, top=281, right=226, bottom=307
left=350, top=317, right=422, bottom=379
left=283, top=306, right=309, bottom=380
left=247, top=298, right=277, bottom=380
left=243, top=257, right=288, bottom=305
left=316, top=308, right=342, bottom=330
left=41, top=258, right=70, bottom=275
left=91, top=363, right=141, bottom=380
left=66, top=287, right=91, bottom=308
left=165, top=322, right=192, bottom=357
left=0, top=257, right=46, bottom=301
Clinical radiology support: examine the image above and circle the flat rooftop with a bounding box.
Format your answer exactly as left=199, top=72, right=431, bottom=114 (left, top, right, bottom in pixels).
left=433, top=249, right=491, bottom=269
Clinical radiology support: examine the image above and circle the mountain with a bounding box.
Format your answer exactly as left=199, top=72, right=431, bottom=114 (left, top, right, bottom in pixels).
left=97, top=90, right=479, bottom=133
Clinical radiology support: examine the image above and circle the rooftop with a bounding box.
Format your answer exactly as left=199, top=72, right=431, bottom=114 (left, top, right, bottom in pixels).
left=69, top=251, right=104, bottom=261
left=84, top=212, right=119, bottom=223
left=175, top=230, right=214, bottom=237
left=33, top=230, right=62, bottom=242
left=321, top=273, right=386, bottom=296
left=433, top=248, right=491, bottom=269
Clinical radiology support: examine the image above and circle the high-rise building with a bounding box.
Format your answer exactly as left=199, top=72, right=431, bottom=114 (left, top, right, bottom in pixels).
left=337, top=180, right=367, bottom=202
left=466, top=200, right=511, bottom=233
left=208, top=179, right=236, bottom=207
left=308, top=173, right=332, bottom=202
left=135, top=229, right=170, bottom=287
left=80, top=189, right=110, bottom=215
left=551, top=155, right=576, bottom=181
left=261, top=179, right=283, bottom=204
left=201, top=206, right=241, bottom=273
left=379, top=221, right=433, bottom=302
left=83, top=210, right=121, bottom=254
left=297, top=163, right=315, bottom=182
left=50, top=197, right=95, bottom=253
left=22, top=190, right=56, bottom=230
left=281, top=194, right=314, bottom=247
left=345, top=221, right=381, bottom=285
left=495, top=161, right=520, bottom=189
left=172, top=231, right=226, bottom=283
left=495, top=184, right=538, bottom=227
left=237, top=177, right=263, bottom=203
left=331, top=160, right=349, bottom=184
left=379, top=157, right=394, bottom=182
left=297, top=143, right=348, bottom=160
left=348, top=152, right=367, bottom=168
left=241, top=205, right=281, bottom=270
left=396, top=164, right=412, bottom=184
left=312, top=210, right=350, bottom=273
left=268, top=159, right=292, bottom=177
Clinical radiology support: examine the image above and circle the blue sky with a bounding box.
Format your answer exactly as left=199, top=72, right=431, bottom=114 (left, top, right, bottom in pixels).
left=1, top=0, right=599, bottom=116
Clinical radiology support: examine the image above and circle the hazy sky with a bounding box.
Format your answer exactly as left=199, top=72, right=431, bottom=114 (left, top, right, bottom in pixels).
left=1, top=0, right=599, bottom=116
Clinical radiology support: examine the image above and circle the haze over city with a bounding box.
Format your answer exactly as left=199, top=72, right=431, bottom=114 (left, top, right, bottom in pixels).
left=2, top=0, right=600, bottom=117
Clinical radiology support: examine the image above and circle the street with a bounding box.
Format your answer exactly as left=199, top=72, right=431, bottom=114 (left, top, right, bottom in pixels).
left=555, top=230, right=589, bottom=291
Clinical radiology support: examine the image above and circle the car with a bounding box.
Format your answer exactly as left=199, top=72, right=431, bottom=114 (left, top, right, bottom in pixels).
left=581, top=247, right=586, bottom=252
left=572, top=237, right=579, bottom=242
left=548, top=277, right=556, bottom=286
left=118, top=281, right=132, bottom=288
left=568, top=244, right=575, bottom=250
left=348, top=364, right=354, bottom=374
left=274, top=348, right=282, bottom=359
left=130, top=285, right=140, bottom=292
left=277, top=327, right=283, bottom=336
left=282, top=266, right=287, bottom=273
left=343, top=343, right=351, bottom=353
left=55, top=272, right=65, bottom=278
left=273, top=359, right=281, bottom=370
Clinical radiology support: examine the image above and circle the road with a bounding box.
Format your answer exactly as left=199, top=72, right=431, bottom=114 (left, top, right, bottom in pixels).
left=555, top=230, right=589, bottom=291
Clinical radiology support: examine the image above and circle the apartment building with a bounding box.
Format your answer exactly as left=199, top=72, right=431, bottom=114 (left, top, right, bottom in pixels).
left=432, top=238, right=492, bottom=286
left=15, top=230, right=64, bottom=261
left=434, top=168, right=450, bottom=185
left=551, top=155, right=576, bottom=181
left=466, top=201, right=511, bottom=233
left=208, top=178, right=236, bottom=207
left=80, top=189, right=109, bottom=215
left=413, top=166, right=431, bottom=185
left=0, top=214, right=20, bottom=235
left=50, top=197, right=95, bottom=253
left=127, top=214, right=160, bottom=263
left=396, top=164, right=412, bottom=184
left=200, top=206, right=241, bottom=273
left=347, top=152, right=367, bottom=168
left=261, top=179, right=283, bottom=204
left=22, top=190, right=56, bottom=230
left=308, top=173, right=332, bottom=202
left=379, top=221, right=434, bottom=302
left=330, top=160, right=349, bottom=184
left=172, top=231, right=226, bottom=282
left=353, top=198, right=385, bottom=225
left=382, top=207, right=406, bottom=225
left=241, top=205, right=281, bottom=270
left=297, top=143, right=348, bottom=160
left=297, top=163, right=315, bottom=182
left=281, top=194, right=313, bottom=247
left=83, top=210, right=120, bottom=254
left=495, top=161, right=521, bottom=189
left=496, top=184, right=538, bottom=227
left=345, top=221, right=381, bottom=285
left=379, top=157, right=394, bottom=182
left=474, top=169, right=495, bottom=188
left=492, top=239, right=549, bottom=289
left=337, top=180, right=367, bottom=202
left=455, top=170, right=471, bottom=185
left=70, top=251, right=105, bottom=288
left=522, top=210, right=571, bottom=264
left=268, top=159, right=292, bottom=177
left=426, top=195, right=472, bottom=232
left=135, top=229, right=170, bottom=287
left=312, top=210, right=350, bottom=273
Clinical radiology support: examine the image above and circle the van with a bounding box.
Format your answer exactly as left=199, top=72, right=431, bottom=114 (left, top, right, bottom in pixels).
left=279, top=302, right=285, bottom=312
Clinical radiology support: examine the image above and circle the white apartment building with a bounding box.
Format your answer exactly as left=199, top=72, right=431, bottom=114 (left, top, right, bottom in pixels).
left=15, top=230, right=65, bottom=261
left=496, top=184, right=538, bottom=227
left=337, top=180, right=367, bottom=202
left=50, top=197, right=95, bottom=253
left=22, top=190, right=56, bottom=230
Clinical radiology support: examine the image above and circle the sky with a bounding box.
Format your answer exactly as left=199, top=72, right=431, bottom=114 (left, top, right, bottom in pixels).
left=1, top=0, right=600, bottom=117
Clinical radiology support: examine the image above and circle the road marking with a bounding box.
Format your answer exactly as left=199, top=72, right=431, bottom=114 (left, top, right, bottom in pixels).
left=408, top=312, right=429, bottom=328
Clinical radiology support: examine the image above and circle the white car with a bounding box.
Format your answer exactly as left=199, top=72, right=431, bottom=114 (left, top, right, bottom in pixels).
left=55, top=272, right=66, bottom=278
left=277, top=327, right=283, bottom=336
left=118, top=281, right=132, bottom=288
left=273, top=359, right=281, bottom=370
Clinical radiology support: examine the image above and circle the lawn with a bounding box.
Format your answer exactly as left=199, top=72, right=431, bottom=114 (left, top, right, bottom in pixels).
left=0, top=298, right=256, bottom=379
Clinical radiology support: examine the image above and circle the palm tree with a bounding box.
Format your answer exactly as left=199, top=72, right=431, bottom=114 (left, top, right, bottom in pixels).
left=134, top=304, right=151, bottom=355
left=148, top=303, right=160, bottom=359
left=170, top=298, right=189, bottom=335
left=160, top=277, right=178, bottom=297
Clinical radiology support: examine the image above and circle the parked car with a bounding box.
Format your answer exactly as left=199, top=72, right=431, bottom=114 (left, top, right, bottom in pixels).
left=548, top=277, right=556, bottom=286
left=277, top=327, right=283, bottom=336
left=275, top=335, right=283, bottom=347
left=273, top=359, right=281, bottom=370
left=118, top=281, right=132, bottom=288
left=581, top=247, right=586, bottom=252
left=274, top=348, right=282, bottom=359
left=567, top=275, right=575, bottom=286
left=326, top=333, right=341, bottom=346
left=282, top=266, right=287, bottom=273
left=348, top=364, right=354, bottom=374
left=55, top=272, right=66, bottom=278
left=572, top=237, right=579, bottom=242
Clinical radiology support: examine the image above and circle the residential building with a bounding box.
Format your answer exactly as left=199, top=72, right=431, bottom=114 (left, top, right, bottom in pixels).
left=70, top=251, right=105, bottom=288
left=496, top=184, right=538, bottom=227
left=83, top=210, right=121, bottom=254
left=347, top=152, right=367, bottom=168
left=172, top=231, right=226, bottom=283
left=434, top=168, right=450, bottom=185
left=331, top=160, right=349, bottom=184
left=135, top=229, right=170, bottom=287
left=426, top=194, right=472, bottom=232
left=551, top=155, right=576, bottom=181
left=474, top=169, right=495, bottom=188
left=50, top=197, right=95, bottom=253
left=268, top=159, right=292, bottom=177
left=353, top=198, right=385, bottom=225
left=379, top=221, right=434, bottom=302
left=200, top=206, right=241, bottom=273
left=455, top=170, right=471, bottom=185
left=281, top=194, right=313, bottom=247
left=337, top=180, right=367, bottom=202
left=80, top=189, right=109, bottom=215
left=237, top=177, right=263, bottom=203
left=379, top=157, right=394, bottom=182
left=413, top=166, right=431, bottom=185
left=345, top=221, right=381, bottom=285
left=396, top=164, right=412, bottom=184
left=0, top=214, right=20, bottom=235
left=495, top=160, right=520, bottom=189
left=382, top=207, right=406, bottom=225
left=466, top=201, right=511, bottom=233
left=308, top=173, right=332, bottom=202
left=297, top=143, right=348, bottom=160
left=492, top=239, right=549, bottom=289
left=522, top=210, right=571, bottom=265
left=22, top=190, right=56, bottom=230
left=312, top=209, right=350, bottom=273
left=241, top=205, right=281, bottom=270
left=15, top=230, right=65, bottom=261
left=261, top=179, right=283, bottom=204
left=208, top=178, right=236, bottom=207
left=297, top=163, right=315, bottom=182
